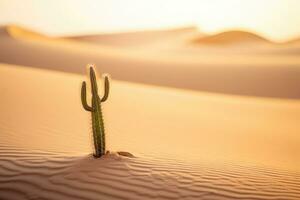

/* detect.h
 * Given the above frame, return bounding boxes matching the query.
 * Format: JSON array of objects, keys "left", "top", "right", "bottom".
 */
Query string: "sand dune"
[
  {"left": 67, "top": 26, "right": 200, "bottom": 48},
  {"left": 1, "top": 25, "right": 48, "bottom": 40},
  {"left": 190, "top": 30, "right": 299, "bottom": 46},
  {"left": 192, "top": 30, "right": 271, "bottom": 45},
  {"left": 1, "top": 63, "right": 300, "bottom": 169},
  {"left": 0, "top": 63, "right": 300, "bottom": 199},
  {"left": 0, "top": 25, "right": 300, "bottom": 99}
]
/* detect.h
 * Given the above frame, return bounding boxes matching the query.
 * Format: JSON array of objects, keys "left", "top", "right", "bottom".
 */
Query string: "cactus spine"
[{"left": 81, "top": 65, "right": 110, "bottom": 158}]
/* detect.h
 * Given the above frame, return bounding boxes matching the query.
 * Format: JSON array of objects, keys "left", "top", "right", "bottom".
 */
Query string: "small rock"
[{"left": 117, "top": 151, "right": 135, "bottom": 158}]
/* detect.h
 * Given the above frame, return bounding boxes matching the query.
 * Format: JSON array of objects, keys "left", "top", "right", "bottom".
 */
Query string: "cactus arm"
[
  {"left": 81, "top": 81, "right": 93, "bottom": 111},
  {"left": 101, "top": 75, "right": 110, "bottom": 102}
]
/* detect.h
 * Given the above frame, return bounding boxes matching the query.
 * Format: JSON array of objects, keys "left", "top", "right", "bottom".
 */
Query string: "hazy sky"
[{"left": 0, "top": 0, "right": 300, "bottom": 41}]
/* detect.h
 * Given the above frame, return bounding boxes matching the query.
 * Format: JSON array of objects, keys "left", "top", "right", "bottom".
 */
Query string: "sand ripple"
[{"left": 0, "top": 146, "right": 299, "bottom": 200}]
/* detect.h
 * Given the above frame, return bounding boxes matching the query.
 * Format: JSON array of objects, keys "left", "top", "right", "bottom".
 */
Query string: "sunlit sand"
[{"left": 0, "top": 26, "right": 299, "bottom": 199}]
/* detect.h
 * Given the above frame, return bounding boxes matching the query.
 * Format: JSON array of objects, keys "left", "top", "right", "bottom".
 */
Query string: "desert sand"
[
  {"left": 1, "top": 25, "right": 300, "bottom": 99},
  {"left": 0, "top": 26, "right": 300, "bottom": 199}
]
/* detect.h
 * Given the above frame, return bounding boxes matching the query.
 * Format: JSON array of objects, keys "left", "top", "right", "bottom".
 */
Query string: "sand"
[
  {"left": 0, "top": 26, "right": 300, "bottom": 199},
  {"left": 1, "top": 146, "right": 299, "bottom": 200},
  {"left": 0, "top": 63, "right": 300, "bottom": 199}
]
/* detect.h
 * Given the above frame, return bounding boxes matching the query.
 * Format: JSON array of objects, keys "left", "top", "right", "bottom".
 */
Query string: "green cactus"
[{"left": 81, "top": 65, "right": 110, "bottom": 158}]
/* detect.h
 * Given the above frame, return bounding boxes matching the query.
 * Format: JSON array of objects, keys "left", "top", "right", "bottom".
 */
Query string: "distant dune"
[
  {"left": 0, "top": 25, "right": 300, "bottom": 99},
  {"left": 0, "top": 25, "right": 48, "bottom": 40},
  {"left": 192, "top": 30, "right": 271, "bottom": 45},
  {"left": 67, "top": 26, "right": 200, "bottom": 47}
]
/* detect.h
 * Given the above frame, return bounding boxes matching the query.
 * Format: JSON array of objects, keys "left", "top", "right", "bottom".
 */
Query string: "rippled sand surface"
[{"left": 1, "top": 146, "right": 300, "bottom": 200}]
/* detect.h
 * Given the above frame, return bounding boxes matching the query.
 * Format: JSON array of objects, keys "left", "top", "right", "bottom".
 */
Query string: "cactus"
[{"left": 81, "top": 65, "right": 110, "bottom": 158}]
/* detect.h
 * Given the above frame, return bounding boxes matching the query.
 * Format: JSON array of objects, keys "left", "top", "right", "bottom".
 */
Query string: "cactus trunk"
[{"left": 91, "top": 96, "right": 105, "bottom": 157}]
